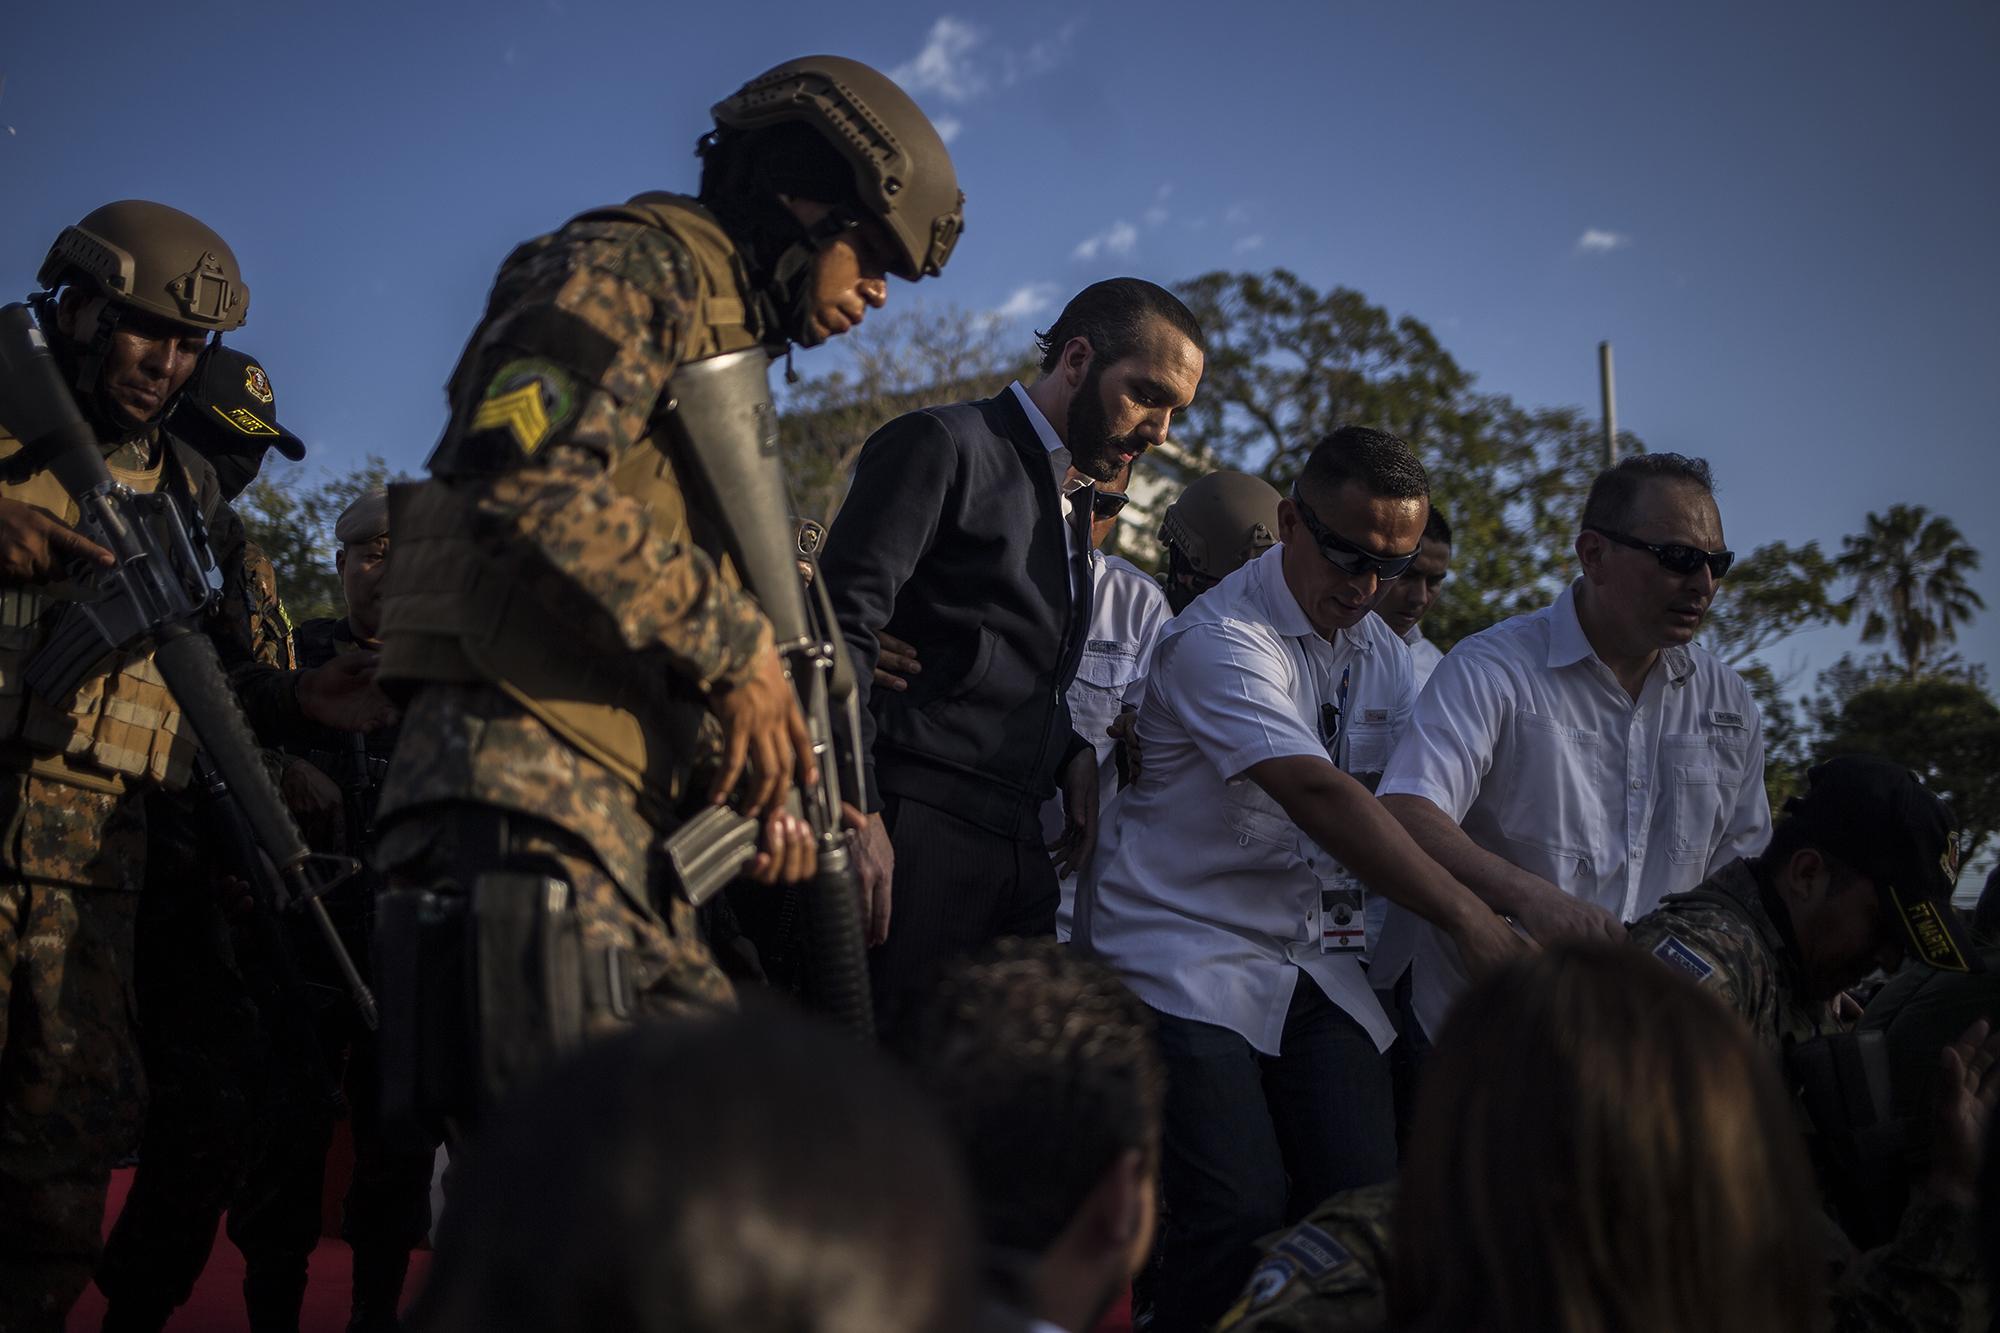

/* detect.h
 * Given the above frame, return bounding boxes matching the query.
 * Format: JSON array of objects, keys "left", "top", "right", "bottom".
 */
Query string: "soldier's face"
[
  {"left": 56, "top": 292, "right": 207, "bottom": 429},
  {"left": 784, "top": 200, "right": 893, "bottom": 344},
  {"left": 1789, "top": 854, "right": 1906, "bottom": 1000},
  {"left": 337, "top": 536, "right": 391, "bottom": 638}
]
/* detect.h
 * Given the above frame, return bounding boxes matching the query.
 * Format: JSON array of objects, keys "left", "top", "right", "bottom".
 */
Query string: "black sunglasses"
[
  {"left": 1090, "top": 490, "right": 1131, "bottom": 520},
  {"left": 1587, "top": 527, "right": 1735, "bottom": 580},
  {"left": 1288, "top": 484, "right": 1420, "bottom": 581}
]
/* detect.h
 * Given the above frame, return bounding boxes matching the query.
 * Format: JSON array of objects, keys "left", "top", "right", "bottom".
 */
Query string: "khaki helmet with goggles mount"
[
  {"left": 37, "top": 200, "right": 249, "bottom": 332},
  {"left": 711, "top": 55, "right": 964, "bottom": 281},
  {"left": 1161, "top": 470, "right": 1283, "bottom": 581}
]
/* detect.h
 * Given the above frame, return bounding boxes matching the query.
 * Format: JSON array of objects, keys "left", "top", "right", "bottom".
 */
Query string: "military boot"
[
  {"left": 242, "top": 1263, "right": 308, "bottom": 1333},
  {"left": 346, "top": 1244, "right": 410, "bottom": 1333}
]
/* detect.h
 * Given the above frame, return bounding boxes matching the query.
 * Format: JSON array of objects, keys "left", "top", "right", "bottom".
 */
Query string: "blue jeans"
[{"left": 1143, "top": 979, "right": 1396, "bottom": 1333}]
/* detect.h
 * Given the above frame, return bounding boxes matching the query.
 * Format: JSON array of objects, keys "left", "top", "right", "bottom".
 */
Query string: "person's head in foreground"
[
  {"left": 413, "top": 1004, "right": 977, "bottom": 1333},
  {"left": 897, "top": 938, "right": 1164, "bottom": 1333},
  {"left": 1390, "top": 943, "right": 1823, "bottom": 1333}
]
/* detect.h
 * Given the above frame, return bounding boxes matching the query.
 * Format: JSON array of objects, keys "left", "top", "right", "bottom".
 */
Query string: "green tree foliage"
[
  {"left": 1700, "top": 540, "right": 1849, "bottom": 667},
  {"left": 780, "top": 306, "right": 1033, "bottom": 526},
  {"left": 236, "top": 455, "right": 392, "bottom": 624},
  {"left": 1171, "top": 270, "right": 1629, "bottom": 648},
  {"left": 1819, "top": 674, "right": 2000, "bottom": 865},
  {"left": 1837, "top": 505, "right": 1985, "bottom": 680}
]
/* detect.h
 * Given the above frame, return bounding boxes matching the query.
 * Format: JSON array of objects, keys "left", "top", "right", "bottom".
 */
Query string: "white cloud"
[
  {"left": 1223, "top": 202, "right": 1256, "bottom": 227},
  {"left": 1575, "top": 228, "right": 1631, "bottom": 254},
  {"left": 1234, "top": 233, "right": 1265, "bottom": 254},
  {"left": 992, "top": 282, "right": 1060, "bottom": 321},
  {"left": 893, "top": 17, "right": 988, "bottom": 104},
  {"left": 934, "top": 115, "right": 963, "bottom": 145},
  {"left": 1073, "top": 221, "right": 1139, "bottom": 263},
  {"left": 1144, "top": 205, "right": 1170, "bottom": 227}
]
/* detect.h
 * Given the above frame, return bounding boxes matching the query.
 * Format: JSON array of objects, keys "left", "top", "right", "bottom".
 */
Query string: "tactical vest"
[
  {"left": 376, "top": 194, "right": 765, "bottom": 805},
  {"left": 0, "top": 430, "right": 199, "bottom": 793}
]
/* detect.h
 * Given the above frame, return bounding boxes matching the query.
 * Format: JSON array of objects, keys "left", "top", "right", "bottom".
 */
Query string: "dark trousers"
[
  {"left": 867, "top": 793, "right": 1058, "bottom": 1035},
  {"left": 1144, "top": 980, "right": 1397, "bottom": 1333}
]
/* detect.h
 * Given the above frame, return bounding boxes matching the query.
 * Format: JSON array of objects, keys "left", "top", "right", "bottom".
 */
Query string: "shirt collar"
[
  {"left": 1251, "top": 545, "right": 1374, "bottom": 651},
  {"left": 1401, "top": 623, "right": 1429, "bottom": 649},
  {"left": 1009, "top": 380, "right": 1092, "bottom": 498},
  {"left": 1549, "top": 578, "right": 1696, "bottom": 683}
]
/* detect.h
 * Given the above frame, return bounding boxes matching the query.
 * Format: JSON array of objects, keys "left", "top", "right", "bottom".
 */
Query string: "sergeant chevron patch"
[{"left": 471, "top": 358, "right": 578, "bottom": 454}]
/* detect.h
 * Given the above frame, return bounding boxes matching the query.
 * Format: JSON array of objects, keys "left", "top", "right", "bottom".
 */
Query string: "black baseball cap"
[
  {"left": 172, "top": 344, "right": 306, "bottom": 462},
  {"left": 1782, "top": 754, "right": 1981, "bottom": 973}
]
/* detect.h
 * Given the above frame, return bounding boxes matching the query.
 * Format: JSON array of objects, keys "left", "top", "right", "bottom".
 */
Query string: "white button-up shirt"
[
  {"left": 1402, "top": 625, "right": 1444, "bottom": 691},
  {"left": 1009, "top": 381, "right": 1089, "bottom": 603},
  {"left": 1076, "top": 545, "right": 1417, "bottom": 1055},
  {"left": 1044, "top": 551, "right": 1171, "bottom": 939},
  {"left": 1378, "top": 579, "right": 1770, "bottom": 1038}
]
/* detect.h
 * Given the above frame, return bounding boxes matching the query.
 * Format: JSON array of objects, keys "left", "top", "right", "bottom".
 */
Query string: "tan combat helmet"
[
  {"left": 712, "top": 55, "right": 964, "bottom": 281},
  {"left": 37, "top": 200, "right": 249, "bottom": 332},
  {"left": 1162, "top": 470, "right": 1283, "bottom": 582}
]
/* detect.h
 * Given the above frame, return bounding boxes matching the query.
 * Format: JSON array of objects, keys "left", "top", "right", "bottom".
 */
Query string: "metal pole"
[{"left": 1598, "top": 341, "right": 1618, "bottom": 466}]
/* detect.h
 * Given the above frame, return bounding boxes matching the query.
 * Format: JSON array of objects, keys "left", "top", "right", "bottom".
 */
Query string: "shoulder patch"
[
  {"left": 470, "top": 358, "right": 578, "bottom": 456},
  {"left": 1653, "top": 934, "right": 1716, "bottom": 982},
  {"left": 1273, "top": 1222, "right": 1353, "bottom": 1277},
  {"left": 1224, "top": 1256, "right": 1299, "bottom": 1323}
]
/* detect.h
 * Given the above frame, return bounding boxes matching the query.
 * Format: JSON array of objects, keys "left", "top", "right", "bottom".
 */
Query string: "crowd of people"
[{"left": 0, "top": 49, "right": 1996, "bottom": 1333}]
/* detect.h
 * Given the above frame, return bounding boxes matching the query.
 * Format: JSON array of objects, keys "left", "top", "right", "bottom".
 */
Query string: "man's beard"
[{"left": 1064, "top": 362, "right": 1143, "bottom": 483}]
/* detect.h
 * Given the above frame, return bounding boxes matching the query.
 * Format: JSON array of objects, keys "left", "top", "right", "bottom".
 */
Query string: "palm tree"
[{"left": 1837, "top": 505, "right": 1985, "bottom": 679}]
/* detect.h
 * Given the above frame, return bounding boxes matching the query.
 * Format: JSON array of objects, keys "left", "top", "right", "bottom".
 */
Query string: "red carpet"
[{"left": 67, "top": 1167, "right": 428, "bottom": 1333}]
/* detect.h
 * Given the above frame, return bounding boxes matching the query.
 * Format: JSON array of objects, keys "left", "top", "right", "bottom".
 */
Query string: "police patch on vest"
[
  {"left": 470, "top": 358, "right": 579, "bottom": 455},
  {"left": 1653, "top": 934, "right": 1716, "bottom": 982},
  {"left": 212, "top": 404, "right": 279, "bottom": 437}
]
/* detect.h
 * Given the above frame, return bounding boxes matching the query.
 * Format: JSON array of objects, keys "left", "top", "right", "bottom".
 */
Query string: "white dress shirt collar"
[
  {"left": 1548, "top": 579, "right": 1693, "bottom": 683},
  {"left": 1010, "top": 380, "right": 1091, "bottom": 496}
]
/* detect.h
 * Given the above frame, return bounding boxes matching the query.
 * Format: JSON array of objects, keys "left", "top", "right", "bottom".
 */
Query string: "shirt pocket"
[
  {"left": 1497, "top": 711, "right": 1601, "bottom": 858},
  {"left": 1344, "top": 720, "right": 1394, "bottom": 783},
  {"left": 1223, "top": 777, "right": 1296, "bottom": 851},
  {"left": 1076, "top": 640, "right": 1142, "bottom": 692},
  {"left": 1663, "top": 732, "right": 1753, "bottom": 864}
]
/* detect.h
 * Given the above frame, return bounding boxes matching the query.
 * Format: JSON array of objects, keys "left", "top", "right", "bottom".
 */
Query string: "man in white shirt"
[
  {"left": 1042, "top": 460, "right": 1170, "bottom": 938},
  {"left": 1076, "top": 427, "right": 1523, "bottom": 1333},
  {"left": 1372, "top": 504, "right": 1451, "bottom": 691},
  {"left": 1379, "top": 453, "right": 1771, "bottom": 1044}
]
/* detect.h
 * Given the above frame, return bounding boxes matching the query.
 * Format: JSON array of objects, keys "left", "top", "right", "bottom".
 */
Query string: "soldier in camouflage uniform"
[
  {"left": 371, "top": 55, "right": 964, "bottom": 1132},
  {"left": 0, "top": 201, "right": 284, "bottom": 1332}
]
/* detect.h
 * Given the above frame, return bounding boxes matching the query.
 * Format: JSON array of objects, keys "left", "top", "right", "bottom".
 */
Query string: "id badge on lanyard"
[{"left": 1304, "top": 652, "right": 1366, "bottom": 955}]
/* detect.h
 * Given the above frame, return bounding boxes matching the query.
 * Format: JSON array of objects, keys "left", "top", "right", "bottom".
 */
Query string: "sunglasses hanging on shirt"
[{"left": 1090, "top": 490, "right": 1131, "bottom": 520}]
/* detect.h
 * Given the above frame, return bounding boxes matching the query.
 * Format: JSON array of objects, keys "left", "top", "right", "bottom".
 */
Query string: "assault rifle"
[
  {"left": 0, "top": 302, "right": 377, "bottom": 1028},
  {"left": 657, "top": 346, "right": 873, "bottom": 1037}
]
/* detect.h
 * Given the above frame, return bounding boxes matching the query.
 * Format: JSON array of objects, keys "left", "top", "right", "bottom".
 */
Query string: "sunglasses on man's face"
[
  {"left": 1587, "top": 527, "right": 1735, "bottom": 580},
  {"left": 1090, "top": 490, "right": 1131, "bottom": 520},
  {"left": 1288, "top": 485, "right": 1420, "bottom": 581}
]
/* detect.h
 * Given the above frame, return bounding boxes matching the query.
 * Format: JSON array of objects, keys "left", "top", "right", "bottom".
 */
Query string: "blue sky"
[{"left": 4, "top": 0, "right": 1996, "bottom": 686}]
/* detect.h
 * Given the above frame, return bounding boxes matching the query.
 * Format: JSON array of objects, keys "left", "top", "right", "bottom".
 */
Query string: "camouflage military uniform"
[
  {"left": 0, "top": 428, "right": 235, "bottom": 1331},
  {"left": 239, "top": 540, "right": 295, "bottom": 671},
  {"left": 1212, "top": 1182, "right": 1395, "bottom": 1333},
  {"left": 372, "top": 202, "right": 779, "bottom": 1128},
  {"left": 1629, "top": 858, "right": 1990, "bottom": 1330}
]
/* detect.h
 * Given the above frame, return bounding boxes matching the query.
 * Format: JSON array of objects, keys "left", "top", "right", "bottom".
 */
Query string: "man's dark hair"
[
  {"left": 1580, "top": 453, "right": 1717, "bottom": 534},
  {"left": 1034, "top": 278, "right": 1204, "bottom": 375},
  {"left": 1424, "top": 503, "right": 1453, "bottom": 547},
  {"left": 897, "top": 939, "right": 1165, "bottom": 1257},
  {"left": 1298, "top": 425, "right": 1430, "bottom": 502},
  {"left": 416, "top": 1005, "right": 976, "bottom": 1333}
]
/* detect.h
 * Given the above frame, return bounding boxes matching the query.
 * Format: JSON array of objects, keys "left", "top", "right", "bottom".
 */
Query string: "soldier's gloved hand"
[
  {"left": 296, "top": 652, "right": 400, "bottom": 732},
  {"left": 873, "top": 631, "right": 922, "bottom": 692},
  {"left": 847, "top": 805, "right": 894, "bottom": 947},
  {"left": 1927, "top": 1017, "right": 2000, "bottom": 1206},
  {"left": 280, "top": 756, "right": 345, "bottom": 850},
  {"left": 710, "top": 648, "right": 816, "bottom": 817},
  {"left": 745, "top": 809, "right": 818, "bottom": 886},
  {"left": 0, "top": 497, "right": 114, "bottom": 584}
]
